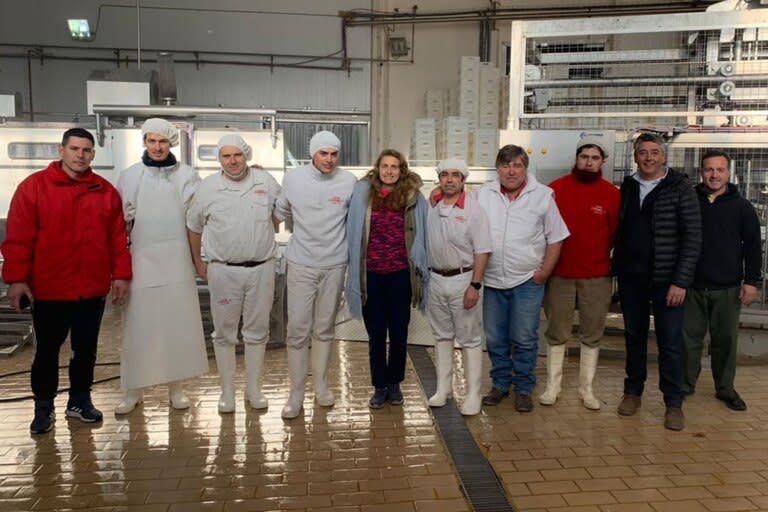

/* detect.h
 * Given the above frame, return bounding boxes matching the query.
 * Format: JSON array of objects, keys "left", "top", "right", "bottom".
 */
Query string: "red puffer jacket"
[{"left": 1, "top": 161, "right": 132, "bottom": 300}]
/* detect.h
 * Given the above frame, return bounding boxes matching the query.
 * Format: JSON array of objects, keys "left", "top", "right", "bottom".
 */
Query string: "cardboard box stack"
[
  {"left": 471, "top": 127, "right": 498, "bottom": 167},
  {"left": 410, "top": 118, "right": 437, "bottom": 165},
  {"left": 438, "top": 116, "right": 469, "bottom": 162},
  {"left": 458, "top": 56, "right": 480, "bottom": 131},
  {"left": 425, "top": 89, "right": 447, "bottom": 120},
  {"left": 409, "top": 56, "right": 505, "bottom": 166}
]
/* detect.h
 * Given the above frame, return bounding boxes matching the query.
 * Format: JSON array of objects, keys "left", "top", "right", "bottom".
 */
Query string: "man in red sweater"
[
  {"left": 539, "top": 136, "right": 620, "bottom": 410},
  {"left": 1, "top": 128, "right": 131, "bottom": 434}
]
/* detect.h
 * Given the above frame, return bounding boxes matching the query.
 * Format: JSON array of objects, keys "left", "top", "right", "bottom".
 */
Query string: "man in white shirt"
[
  {"left": 187, "top": 134, "right": 281, "bottom": 413},
  {"left": 273, "top": 131, "right": 356, "bottom": 419},
  {"left": 426, "top": 159, "right": 491, "bottom": 416},
  {"left": 476, "top": 145, "right": 569, "bottom": 412}
]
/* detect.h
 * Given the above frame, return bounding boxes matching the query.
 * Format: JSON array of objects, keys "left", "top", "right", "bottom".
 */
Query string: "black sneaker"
[
  {"left": 387, "top": 383, "right": 403, "bottom": 406},
  {"left": 30, "top": 400, "right": 55, "bottom": 435},
  {"left": 66, "top": 394, "right": 103, "bottom": 423},
  {"left": 369, "top": 387, "right": 389, "bottom": 409}
]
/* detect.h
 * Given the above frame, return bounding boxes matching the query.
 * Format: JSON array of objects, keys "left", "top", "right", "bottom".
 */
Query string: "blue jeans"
[
  {"left": 483, "top": 279, "right": 545, "bottom": 395},
  {"left": 362, "top": 269, "right": 412, "bottom": 388},
  {"left": 618, "top": 274, "right": 684, "bottom": 407}
]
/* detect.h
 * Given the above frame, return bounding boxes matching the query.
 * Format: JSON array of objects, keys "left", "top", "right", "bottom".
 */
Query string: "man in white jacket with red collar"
[{"left": 273, "top": 131, "right": 356, "bottom": 419}]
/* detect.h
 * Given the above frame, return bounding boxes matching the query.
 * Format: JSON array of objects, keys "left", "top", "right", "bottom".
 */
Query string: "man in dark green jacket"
[
  {"left": 682, "top": 149, "right": 761, "bottom": 412},
  {"left": 613, "top": 132, "right": 701, "bottom": 431}
]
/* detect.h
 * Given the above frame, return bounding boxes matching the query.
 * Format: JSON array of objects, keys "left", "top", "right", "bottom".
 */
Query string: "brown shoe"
[
  {"left": 664, "top": 407, "right": 685, "bottom": 431},
  {"left": 617, "top": 394, "right": 641, "bottom": 416},
  {"left": 482, "top": 387, "right": 509, "bottom": 406},
  {"left": 514, "top": 393, "right": 533, "bottom": 413}
]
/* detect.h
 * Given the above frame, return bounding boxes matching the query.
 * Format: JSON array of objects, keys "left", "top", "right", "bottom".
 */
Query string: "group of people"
[{"left": 1, "top": 121, "right": 759, "bottom": 435}]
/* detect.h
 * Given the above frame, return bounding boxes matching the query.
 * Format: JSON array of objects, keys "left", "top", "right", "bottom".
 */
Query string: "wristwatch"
[{"left": 470, "top": 281, "right": 482, "bottom": 290}]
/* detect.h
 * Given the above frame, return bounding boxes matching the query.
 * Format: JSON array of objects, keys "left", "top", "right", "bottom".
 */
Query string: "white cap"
[
  {"left": 217, "top": 134, "right": 252, "bottom": 161},
  {"left": 576, "top": 135, "right": 609, "bottom": 159},
  {"left": 141, "top": 118, "right": 179, "bottom": 147},
  {"left": 309, "top": 131, "right": 341, "bottom": 157},
  {"left": 437, "top": 158, "right": 469, "bottom": 178}
]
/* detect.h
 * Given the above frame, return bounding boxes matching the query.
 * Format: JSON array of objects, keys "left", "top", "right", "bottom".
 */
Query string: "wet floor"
[{"left": 1, "top": 305, "right": 768, "bottom": 511}]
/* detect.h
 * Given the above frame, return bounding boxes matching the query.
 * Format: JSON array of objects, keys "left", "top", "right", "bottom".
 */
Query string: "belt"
[
  {"left": 430, "top": 266, "right": 473, "bottom": 277},
  {"left": 222, "top": 260, "right": 268, "bottom": 268}
]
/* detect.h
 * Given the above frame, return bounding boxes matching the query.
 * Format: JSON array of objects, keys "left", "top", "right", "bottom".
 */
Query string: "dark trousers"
[
  {"left": 31, "top": 297, "right": 106, "bottom": 401},
  {"left": 682, "top": 287, "right": 741, "bottom": 396},
  {"left": 618, "top": 275, "right": 684, "bottom": 407},
  {"left": 362, "top": 269, "right": 411, "bottom": 388}
]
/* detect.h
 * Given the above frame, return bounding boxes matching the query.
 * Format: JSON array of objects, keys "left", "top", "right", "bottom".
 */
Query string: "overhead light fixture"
[{"left": 67, "top": 19, "right": 92, "bottom": 41}]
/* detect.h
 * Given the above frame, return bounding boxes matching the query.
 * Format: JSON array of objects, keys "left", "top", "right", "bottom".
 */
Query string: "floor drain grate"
[{"left": 409, "top": 345, "right": 517, "bottom": 512}]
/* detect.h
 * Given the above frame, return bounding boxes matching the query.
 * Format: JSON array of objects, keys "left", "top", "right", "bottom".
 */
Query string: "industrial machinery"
[{"left": 502, "top": 6, "right": 768, "bottom": 315}]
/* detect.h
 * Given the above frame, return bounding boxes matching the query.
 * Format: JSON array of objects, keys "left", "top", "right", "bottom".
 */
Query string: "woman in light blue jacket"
[{"left": 346, "top": 149, "right": 429, "bottom": 408}]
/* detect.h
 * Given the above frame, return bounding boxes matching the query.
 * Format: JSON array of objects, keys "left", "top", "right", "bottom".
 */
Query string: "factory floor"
[{"left": 1, "top": 306, "right": 768, "bottom": 512}]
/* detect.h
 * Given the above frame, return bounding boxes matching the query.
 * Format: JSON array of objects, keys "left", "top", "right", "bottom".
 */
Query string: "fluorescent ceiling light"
[{"left": 67, "top": 19, "right": 92, "bottom": 41}]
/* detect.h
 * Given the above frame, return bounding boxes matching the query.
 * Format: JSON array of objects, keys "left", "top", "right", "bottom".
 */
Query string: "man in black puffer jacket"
[
  {"left": 682, "top": 150, "right": 761, "bottom": 412},
  {"left": 613, "top": 132, "right": 701, "bottom": 431}
]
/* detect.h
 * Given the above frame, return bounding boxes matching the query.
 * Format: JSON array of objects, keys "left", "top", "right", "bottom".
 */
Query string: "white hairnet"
[
  {"left": 577, "top": 135, "right": 609, "bottom": 159},
  {"left": 309, "top": 131, "right": 341, "bottom": 157},
  {"left": 437, "top": 158, "right": 469, "bottom": 178},
  {"left": 141, "top": 118, "right": 179, "bottom": 147},
  {"left": 217, "top": 134, "right": 252, "bottom": 161}
]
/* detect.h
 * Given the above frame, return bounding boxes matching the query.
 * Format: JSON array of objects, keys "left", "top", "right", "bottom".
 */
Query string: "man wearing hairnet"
[
  {"left": 273, "top": 130, "right": 356, "bottom": 419},
  {"left": 426, "top": 159, "right": 491, "bottom": 416},
  {"left": 115, "top": 118, "right": 208, "bottom": 414},
  {"left": 186, "top": 134, "right": 281, "bottom": 413}
]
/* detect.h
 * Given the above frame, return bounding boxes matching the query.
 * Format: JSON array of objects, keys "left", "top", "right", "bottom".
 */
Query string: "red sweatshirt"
[
  {"left": 549, "top": 170, "right": 620, "bottom": 279},
  {"left": 1, "top": 161, "right": 132, "bottom": 300}
]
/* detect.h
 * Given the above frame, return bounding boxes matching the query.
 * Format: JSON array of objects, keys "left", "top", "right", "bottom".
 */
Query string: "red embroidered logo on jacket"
[
  {"left": 454, "top": 215, "right": 466, "bottom": 223},
  {"left": 329, "top": 196, "right": 343, "bottom": 205},
  {"left": 254, "top": 189, "right": 267, "bottom": 195}
]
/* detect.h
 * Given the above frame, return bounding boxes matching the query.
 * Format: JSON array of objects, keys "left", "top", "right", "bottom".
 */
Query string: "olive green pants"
[{"left": 682, "top": 287, "right": 741, "bottom": 396}]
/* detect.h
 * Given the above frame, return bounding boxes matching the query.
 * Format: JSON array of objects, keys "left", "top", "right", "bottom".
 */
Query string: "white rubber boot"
[
  {"left": 311, "top": 341, "right": 335, "bottom": 407},
  {"left": 281, "top": 346, "right": 308, "bottom": 419},
  {"left": 213, "top": 343, "right": 236, "bottom": 413},
  {"left": 578, "top": 345, "right": 601, "bottom": 410},
  {"left": 168, "top": 381, "right": 191, "bottom": 410},
  {"left": 115, "top": 389, "right": 143, "bottom": 414},
  {"left": 538, "top": 344, "right": 566, "bottom": 405},
  {"left": 244, "top": 343, "right": 268, "bottom": 409},
  {"left": 459, "top": 346, "right": 483, "bottom": 416},
  {"left": 428, "top": 341, "right": 454, "bottom": 407}
]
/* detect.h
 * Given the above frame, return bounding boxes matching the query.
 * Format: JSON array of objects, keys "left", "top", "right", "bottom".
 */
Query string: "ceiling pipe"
[{"left": 340, "top": 2, "right": 719, "bottom": 26}]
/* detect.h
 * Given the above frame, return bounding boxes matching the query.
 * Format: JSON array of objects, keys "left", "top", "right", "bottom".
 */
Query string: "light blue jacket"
[{"left": 345, "top": 177, "right": 429, "bottom": 319}]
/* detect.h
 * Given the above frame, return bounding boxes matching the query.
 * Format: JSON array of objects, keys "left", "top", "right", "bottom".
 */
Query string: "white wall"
[{"left": 0, "top": 1, "right": 371, "bottom": 117}]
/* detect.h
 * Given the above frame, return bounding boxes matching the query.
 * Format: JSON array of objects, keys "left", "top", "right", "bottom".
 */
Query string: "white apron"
[{"left": 120, "top": 166, "right": 209, "bottom": 389}]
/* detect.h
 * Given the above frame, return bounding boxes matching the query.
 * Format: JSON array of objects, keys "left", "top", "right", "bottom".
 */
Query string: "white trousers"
[
  {"left": 427, "top": 272, "right": 482, "bottom": 348},
  {"left": 208, "top": 260, "right": 276, "bottom": 346},
  {"left": 285, "top": 262, "right": 345, "bottom": 349}
]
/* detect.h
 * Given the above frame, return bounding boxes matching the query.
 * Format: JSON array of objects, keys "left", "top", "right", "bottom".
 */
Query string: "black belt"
[
  {"left": 430, "top": 266, "right": 473, "bottom": 277},
  {"left": 222, "top": 260, "right": 268, "bottom": 268}
]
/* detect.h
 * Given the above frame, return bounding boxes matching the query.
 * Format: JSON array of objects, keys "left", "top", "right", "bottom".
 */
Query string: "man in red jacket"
[
  {"left": 539, "top": 136, "right": 620, "bottom": 410},
  {"left": 1, "top": 128, "right": 131, "bottom": 435}
]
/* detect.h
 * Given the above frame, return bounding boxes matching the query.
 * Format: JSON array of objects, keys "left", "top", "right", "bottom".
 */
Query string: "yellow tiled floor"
[{"left": 1, "top": 305, "right": 768, "bottom": 511}]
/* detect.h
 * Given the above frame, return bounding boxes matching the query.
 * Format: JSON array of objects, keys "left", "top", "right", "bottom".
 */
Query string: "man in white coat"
[
  {"left": 426, "top": 159, "right": 491, "bottom": 416},
  {"left": 273, "top": 131, "right": 356, "bottom": 419},
  {"left": 187, "top": 134, "right": 280, "bottom": 413},
  {"left": 115, "top": 118, "right": 209, "bottom": 414}
]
